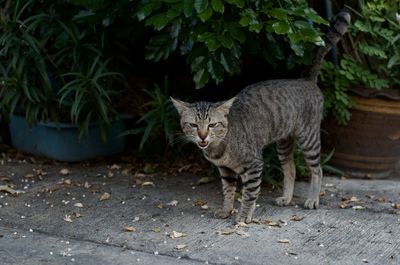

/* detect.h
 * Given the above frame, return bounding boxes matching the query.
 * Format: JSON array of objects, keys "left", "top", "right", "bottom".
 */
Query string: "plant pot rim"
[
  {"left": 11, "top": 113, "right": 135, "bottom": 129},
  {"left": 351, "top": 86, "right": 400, "bottom": 101}
]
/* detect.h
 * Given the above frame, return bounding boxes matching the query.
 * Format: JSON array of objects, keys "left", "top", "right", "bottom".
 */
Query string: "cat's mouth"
[{"left": 198, "top": 141, "right": 209, "bottom": 149}]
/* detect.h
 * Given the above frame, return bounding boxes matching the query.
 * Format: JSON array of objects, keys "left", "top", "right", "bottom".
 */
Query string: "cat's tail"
[{"left": 308, "top": 10, "right": 351, "bottom": 83}]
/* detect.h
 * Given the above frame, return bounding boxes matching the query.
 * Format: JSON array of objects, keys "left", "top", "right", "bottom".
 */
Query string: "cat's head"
[{"left": 171, "top": 97, "right": 235, "bottom": 150}]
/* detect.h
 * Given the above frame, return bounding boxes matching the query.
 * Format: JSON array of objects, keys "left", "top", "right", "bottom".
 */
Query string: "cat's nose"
[{"left": 199, "top": 133, "right": 207, "bottom": 141}]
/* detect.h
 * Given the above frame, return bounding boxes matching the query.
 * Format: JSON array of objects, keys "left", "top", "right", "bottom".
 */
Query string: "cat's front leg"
[
  {"left": 214, "top": 167, "right": 237, "bottom": 219},
  {"left": 236, "top": 163, "right": 263, "bottom": 224}
]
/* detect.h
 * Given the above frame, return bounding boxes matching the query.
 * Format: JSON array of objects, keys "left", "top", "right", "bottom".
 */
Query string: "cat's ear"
[
  {"left": 216, "top": 97, "right": 236, "bottom": 114},
  {"left": 170, "top": 97, "right": 190, "bottom": 116}
]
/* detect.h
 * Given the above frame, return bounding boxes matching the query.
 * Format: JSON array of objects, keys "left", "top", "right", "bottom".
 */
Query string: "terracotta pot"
[{"left": 323, "top": 94, "right": 400, "bottom": 178}]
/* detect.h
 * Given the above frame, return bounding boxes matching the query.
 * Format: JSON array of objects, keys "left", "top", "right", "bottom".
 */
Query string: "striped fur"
[{"left": 172, "top": 11, "right": 350, "bottom": 223}]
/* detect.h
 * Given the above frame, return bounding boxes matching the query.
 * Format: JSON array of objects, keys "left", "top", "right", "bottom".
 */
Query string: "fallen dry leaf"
[
  {"left": 217, "top": 227, "right": 236, "bottom": 235},
  {"left": 99, "top": 192, "right": 111, "bottom": 201},
  {"left": 24, "top": 173, "right": 35, "bottom": 179},
  {"left": 72, "top": 212, "right": 83, "bottom": 218},
  {"left": 60, "top": 168, "right": 71, "bottom": 176},
  {"left": 152, "top": 227, "right": 161, "bottom": 233},
  {"left": 201, "top": 204, "right": 209, "bottom": 210},
  {"left": 193, "top": 199, "right": 207, "bottom": 206},
  {"left": 110, "top": 164, "right": 120, "bottom": 170},
  {"left": 0, "top": 185, "right": 18, "bottom": 195},
  {"left": 124, "top": 226, "right": 136, "bottom": 232},
  {"left": 155, "top": 203, "right": 164, "bottom": 209},
  {"left": 107, "top": 171, "right": 114, "bottom": 178},
  {"left": 260, "top": 219, "right": 281, "bottom": 227},
  {"left": 62, "top": 179, "right": 72, "bottom": 185},
  {"left": 236, "top": 222, "right": 249, "bottom": 228},
  {"left": 393, "top": 203, "right": 400, "bottom": 209},
  {"left": 0, "top": 176, "right": 11, "bottom": 182},
  {"left": 121, "top": 169, "right": 130, "bottom": 175},
  {"left": 277, "top": 239, "right": 290, "bottom": 244},
  {"left": 196, "top": 176, "right": 215, "bottom": 185},
  {"left": 178, "top": 164, "right": 192, "bottom": 173},
  {"left": 290, "top": 215, "right": 304, "bottom": 221},
  {"left": 236, "top": 230, "right": 249, "bottom": 237},
  {"left": 341, "top": 196, "right": 360, "bottom": 203},
  {"left": 84, "top": 181, "right": 91, "bottom": 189},
  {"left": 166, "top": 200, "right": 178, "bottom": 206},
  {"left": 376, "top": 197, "right": 386, "bottom": 203},
  {"left": 63, "top": 215, "right": 73, "bottom": 223},
  {"left": 170, "top": 231, "right": 187, "bottom": 239},
  {"left": 36, "top": 169, "right": 47, "bottom": 176},
  {"left": 175, "top": 244, "right": 187, "bottom": 250},
  {"left": 141, "top": 181, "right": 155, "bottom": 187},
  {"left": 74, "top": 202, "right": 84, "bottom": 208}
]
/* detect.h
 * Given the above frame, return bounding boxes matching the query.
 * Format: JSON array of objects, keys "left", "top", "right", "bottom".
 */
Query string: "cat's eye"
[
  {"left": 189, "top": 123, "right": 198, "bottom": 128},
  {"left": 208, "top": 123, "right": 218, "bottom": 128}
]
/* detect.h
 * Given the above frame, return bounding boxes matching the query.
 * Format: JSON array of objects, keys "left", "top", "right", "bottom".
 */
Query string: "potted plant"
[
  {"left": 0, "top": 0, "right": 128, "bottom": 161},
  {"left": 321, "top": 0, "right": 400, "bottom": 178}
]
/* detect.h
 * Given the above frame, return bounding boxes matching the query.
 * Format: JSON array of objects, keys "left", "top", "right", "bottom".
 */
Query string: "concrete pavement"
[{"left": 1, "top": 159, "right": 399, "bottom": 265}]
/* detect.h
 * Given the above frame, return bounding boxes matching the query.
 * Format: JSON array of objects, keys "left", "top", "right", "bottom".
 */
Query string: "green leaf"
[
  {"left": 194, "top": 0, "right": 208, "bottom": 13},
  {"left": 249, "top": 23, "right": 263, "bottom": 33},
  {"left": 272, "top": 21, "right": 290, "bottom": 34},
  {"left": 225, "top": 0, "right": 244, "bottom": 8},
  {"left": 207, "top": 58, "right": 224, "bottom": 83},
  {"left": 198, "top": 6, "right": 213, "bottom": 22},
  {"left": 198, "top": 32, "right": 219, "bottom": 51},
  {"left": 218, "top": 51, "right": 238, "bottom": 74},
  {"left": 191, "top": 55, "right": 207, "bottom": 71},
  {"left": 210, "top": 0, "right": 224, "bottom": 13},
  {"left": 183, "top": 0, "right": 195, "bottom": 17},
  {"left": 228, "top": 25, "right": 246, "bottom": 43},
  {"left": 268, "top": 8, "right": 287, "bottom": 20},
  {"left": 388, "top": 55, "right": 400, "bottom": 68},
  {"left": 217, "top": 35, "right": 233, "bottom": 48},
  {"left": 290, "top": 42, "right": 304, "bottom": 56},
  {"left": 193, "top": 68, "right": 210, "bottom": 89},
  {"left": 145, "top": 13, "right": 171, "bottom": 30}
]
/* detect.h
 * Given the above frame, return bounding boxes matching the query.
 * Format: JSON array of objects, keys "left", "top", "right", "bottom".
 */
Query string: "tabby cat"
[{"left": 171, "top": 11, "right": 350, "bottom": 223}]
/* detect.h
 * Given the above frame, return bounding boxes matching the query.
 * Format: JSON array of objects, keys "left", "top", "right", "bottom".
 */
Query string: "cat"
[{"left": 171, "top": 11, "right": 350, "bottom": 224}]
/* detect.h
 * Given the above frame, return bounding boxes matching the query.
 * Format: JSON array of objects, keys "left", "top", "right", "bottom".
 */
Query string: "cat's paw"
[
  {"left": 275, "top": 196, "right": 291, "bottom": 206},
  {"left": 234, "top": 215, "right": 252, "bottom": 224},
  {"left": 304, "top": 197, "right": 319, "bottom": 209},
  {"left": 214, "top": 209, "right": 232, "bottom": 219}
]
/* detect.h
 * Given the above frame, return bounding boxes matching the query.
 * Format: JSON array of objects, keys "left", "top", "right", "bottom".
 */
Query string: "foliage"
[
  {"left": 262, "top": 143, "right": 340, "bottom": 185},
  {"left": 122, "top": 79, "right": 179, "bottom": 151},
  {"left": 0, "top": 0, "right": 124, "bottom": 137},
  {"left": 321, "top": 0, "right": 400, "bottom": 124},
  {"left": 137, "top": 0, "right": 328, "bottom": 89}
]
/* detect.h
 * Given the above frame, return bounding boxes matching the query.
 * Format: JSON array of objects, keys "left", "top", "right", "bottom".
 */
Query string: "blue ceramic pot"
[{"left": 10, "top": 115, "right": 128, "bottom": 162}]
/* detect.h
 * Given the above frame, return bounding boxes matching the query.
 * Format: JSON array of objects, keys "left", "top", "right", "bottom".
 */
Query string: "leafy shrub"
[
  {"left": 321, "top": 0, "right": 400, "bottom": 124},
  {"left": 137, "top": 0, "right": 328, "bottom": 88},
  {"left": 0, "top": 0, "right": 123, "bottom": 138}
]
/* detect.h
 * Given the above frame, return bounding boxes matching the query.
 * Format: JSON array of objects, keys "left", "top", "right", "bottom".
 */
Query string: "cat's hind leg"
[
  {"left": 298, "top": 129, "right": 322, "bottom": 209},
  {"left": 214, "top": 167, "right": 237, "bottom": 219},
  {"left": 275, "top": 137, "right": 296, "bottom": 206}
]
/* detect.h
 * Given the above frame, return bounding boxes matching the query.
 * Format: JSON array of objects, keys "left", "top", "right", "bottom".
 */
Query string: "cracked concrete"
[{"left": 0, "top": 159, "right": 400, "bottom": 265}]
